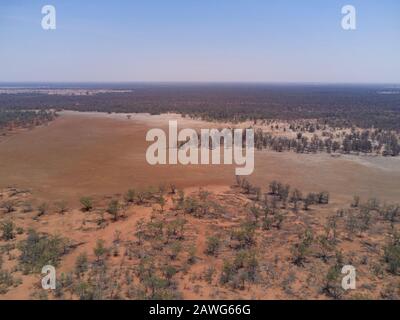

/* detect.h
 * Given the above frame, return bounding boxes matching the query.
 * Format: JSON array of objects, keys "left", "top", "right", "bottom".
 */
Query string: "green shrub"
[
  {"left": 351, "top": 195, "right": 360, "bottom": 208},
  {"left": 162, "top": 265, "right": 177, "bottom": 284},
  {"left": 74, "top": 281, "right": 95, "bottom": 300},
  {"left": 230, "top": 221, "right": 256, "bottom": 249},
  {"left": 107, "top": 200, "right": 119, "bottom": 221},
  {"left": 291, "top": 229, "right": 314, "bottom": 266},
  {"left": 220, "top": 251, "right": 258, "bottom": 289},
  {"left": 318, "top": 191, "right": 330, "bottom": 204},
  {"left": 93, "top": 239, "right": 107, "bottom": 262},
  {"left": 55, "top": 201, "right": 68, "bottom": 214},
  {"left": 1, "top": 221, "right": 15, "bottom": 241},
  {"left": 220, "top": 260, "right": 235, "bottom": 285},
  {"left": 168, "top": 242, "right": 182, "bottom": 260},
  {"left": 80, "top": 197, "right": 93, "bottom": 212},
  {"left": 384, "top": 233, "right": 400, "bottom": 275},
  {"left": 2, "top": 201, "right": 15, "bottom": 213},
  {"left": 157, "top": 195, "right": 166, "bottom": 213},
  {"left": 205, "top": 236, "right": 221, "bottom": 256},
  {"left": 75, "top": 252, "right": 88, "bottom": 276},
  {"left": 183, "top": 197, "right": 200, "bottom": 215},
  {"left": 124, "top": 189, "right": 136, "bottom": 203},
  {"left": 37, "top": 202, "right": 49, "bottom": 216},
  {"left": 204, "top": 266, "right": 215, "bottom": 284},
  {"left": 0, "top": 270, "right": 16, "bottom": 294},
  {"left": 322, "top": 265, "right": 343, "bottom": 299},
  {"left": 18, "top": 229, "right": 70, "bottom": 274}
]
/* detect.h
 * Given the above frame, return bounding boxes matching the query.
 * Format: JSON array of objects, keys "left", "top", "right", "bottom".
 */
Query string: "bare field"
[
  {"left": 0, "top": 112, "right": 399, "bottom": 204},
  {"left": 0, "top": 112, "right": 399, "bottom": 205}
]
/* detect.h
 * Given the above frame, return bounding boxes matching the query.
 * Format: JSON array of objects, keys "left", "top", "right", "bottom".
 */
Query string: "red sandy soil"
[
  {"left": 0, "top": 112, "right": 399, "bottom": 300},
  {"left": 1, "top": 183, "right": 398, "bottom": 300},
  {"left": 0, "top": 112, "right": 399, "bottom": 206}
]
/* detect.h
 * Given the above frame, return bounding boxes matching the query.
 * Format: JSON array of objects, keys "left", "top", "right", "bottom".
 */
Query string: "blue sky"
[{"left": 0, "top": 0, "right": 399, "bottom": 83}]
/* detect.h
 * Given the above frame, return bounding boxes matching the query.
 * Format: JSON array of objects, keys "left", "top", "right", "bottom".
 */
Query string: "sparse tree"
[
  {"left": 55, "top": 200, "right": 68, "bottom": 214},
  {"left": 345, "top": 213, "right": 357, "bottom": 239},
  {"left": 274, "top": 211, "right": 285, "bottom": 229},
  {"left": 1, "top": 220, "right": 15, "bottom": 241},
  {"left": 136, "top": 191, "right": 146, "bottom": 205},
  {"left": 168, "top": 242, "right": 182, "bottom": 260},
  {"left": 93, "top": 239, "right": 107, "bottom": 262},
  {"left": 37, "top": 202, "right": 49, "bottom": 216},
  {"left": 135, "top": 219, "right": 145, "bottom": 245},
  {"left": 322, "top": 265, "right": 343, "bottom": 299},
  {"left": 318, "top": 191, "right": 330, "bottom": 204},
  {"left": 169, "top": 184, "right": 177, "bottom": 194},
  {"left": 80, "top": 197, "right": 93, "bottom": 212},
  {"left": 235, "top": 175, "right": 241, "bottom": 187},
  {"left": 241, "top": 179, "right": 252, "bottom": 194},
  {"left": 124, "top": 189, "right": 135, "bottom": 204},
  {"left": 162, "top": 265, "right": 177, "bottom": 285},
  {"left": 278, "top": 184, "right": 290, "bottom": 207},
  {"left": 384, "top": 232, "right": 400, "bottom": 275},
  {"left": 249, "top": 203, "right": 261, "bottom": 223},
  {"left": 351, "top": 195, "right": 360, "bottom": 208},
  {"left": 187, "top": 245, "right": 197, "bottom": 264},
  {"left": 75, "top": 252, "right": 88, "bottom": 276},
  {"left": 107, "top": 200, "right": 119, "bottom": 221},
  {"left": 2, "top": 201, "right": 15, "bottom": 213},
  {"left": 205, "top": 236, "right": 221, "bottom": 256},
  {"left": 262, "top": 215, "right": 273, "bottom": 230},
  {"left": 290, "top": 189, "right": 303, "bottom": 212},
  {"left": 157, "top": 195, "right": 166, "bottom": 213},
  {"left": 291, "top": 229, "right": 313, "bottom": 266},
  {"left": 269, "top": 181, "right": 279, "bottom": 195},
  {"left": 303, "top": 194, "right": 314, "bottom": 210}
]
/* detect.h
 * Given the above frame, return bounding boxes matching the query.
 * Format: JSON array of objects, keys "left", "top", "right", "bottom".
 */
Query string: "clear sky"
[{"left": 0, "top": 0, "right": 399, "bottom": 83}]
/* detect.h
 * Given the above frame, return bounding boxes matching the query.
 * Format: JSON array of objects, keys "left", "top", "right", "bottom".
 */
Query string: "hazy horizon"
[{"left": 1, "top": 81, "right": 400, "bottom": 87}]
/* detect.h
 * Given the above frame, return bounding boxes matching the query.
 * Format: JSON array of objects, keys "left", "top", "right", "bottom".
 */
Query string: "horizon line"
[{"left": 1, "top": 81, "right": 399, "bottom": 86}]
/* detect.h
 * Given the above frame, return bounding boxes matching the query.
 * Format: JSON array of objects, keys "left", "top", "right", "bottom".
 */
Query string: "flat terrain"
[
  {"left": 0, "top": 112, "right": 399, "bottom": 205},
  {"left": 0, "top": 112, "right": 400, "bottom": 300}
]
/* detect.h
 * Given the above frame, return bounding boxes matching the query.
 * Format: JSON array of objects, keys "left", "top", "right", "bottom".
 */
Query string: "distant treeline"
[
  {"left": 1, "top": 84, "right": 400, "bottom": 130},
  {"left": 0, "top": 110, "right": 56, "bottom": 132}
]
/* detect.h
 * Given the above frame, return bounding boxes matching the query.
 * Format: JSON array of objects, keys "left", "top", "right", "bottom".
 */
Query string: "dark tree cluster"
[
  {"left": 0, "top": 109, "right": 56, "bottom": 133},
  {"left": 254, "top": 128, "right": 400, "bottom": 156}
]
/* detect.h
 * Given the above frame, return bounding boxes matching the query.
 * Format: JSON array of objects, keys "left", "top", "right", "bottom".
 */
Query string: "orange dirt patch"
[{"left": 0, "top": 112, "right": 399, "bottom": 206}]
